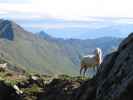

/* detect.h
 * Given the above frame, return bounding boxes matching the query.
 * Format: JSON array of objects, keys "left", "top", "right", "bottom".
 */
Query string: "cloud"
[
  {"left": 1, "top": 0, "right": 133, "bottom": 21},
  {"left": 114, "top": 18, "right": 133, "bottom": 24},
  {"left": 30, "top": 0, "right": 133, "bottom": 18},
  {"left": 23, "top": 22, "right": 108, "bottom": 30},
  {"left": 0, "top": 0, "right": 31, "bottom": 4}
]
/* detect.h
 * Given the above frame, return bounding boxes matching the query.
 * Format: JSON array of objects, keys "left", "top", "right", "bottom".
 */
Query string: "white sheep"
[
  {"left": 80, "top": 48, "right": 102, "bottom": 76},
  {"left": 0, "top": 63, "right": 7, "bottom": 72}
]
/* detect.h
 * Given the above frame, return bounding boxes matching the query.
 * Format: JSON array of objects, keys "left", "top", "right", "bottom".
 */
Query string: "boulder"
[{"left": 38, "top": 78, "right": 84, "bottom": 100}]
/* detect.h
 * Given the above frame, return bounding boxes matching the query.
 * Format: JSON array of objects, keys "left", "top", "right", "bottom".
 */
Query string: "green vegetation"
[
  {"left": 22, "top": 84, "right": 42, "bottom": 95},
  {"left": 57, "top": 74, "right": 89, "bottom": 81}
]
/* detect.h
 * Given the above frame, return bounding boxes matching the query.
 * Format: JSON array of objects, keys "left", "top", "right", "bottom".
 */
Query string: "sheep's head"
[
  {"left": 95, "top": 48, "right": 100, "bottom": 55},
  {"left": 95, "top": 48, "right": 102, "bottom": 64}
]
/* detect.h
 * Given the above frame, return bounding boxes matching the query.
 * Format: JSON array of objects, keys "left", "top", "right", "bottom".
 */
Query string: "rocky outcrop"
[
  {"left": 74, "top": 79, "right": 96, "bottom": 100},
  {"left": 95, "top": 33, "right": 133, "bottom": 100},
  {"left": 0, "top": 20, "right": 14, "bottom": 40},
  {"left": 0, "top": 80, "right": 22, "bottom": 100},
  {"left": 37, "top": 77, "right": 86, "bottom": 100}
]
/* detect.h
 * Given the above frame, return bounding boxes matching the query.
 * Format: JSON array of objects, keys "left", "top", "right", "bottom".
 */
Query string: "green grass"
[{"left": 22, "top": 84, "right": 42, "bottom": 95}]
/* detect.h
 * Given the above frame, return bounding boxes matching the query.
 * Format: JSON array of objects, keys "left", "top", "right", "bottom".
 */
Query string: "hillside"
[
  {"left": 0, "top": 19, "right": 122, "bottom": 75},
  {"left": 38, "top": 31, "right": 122, "bottom": 66},
  {"left": 0, "top": 19, "right": 77, "bottom": 75}
]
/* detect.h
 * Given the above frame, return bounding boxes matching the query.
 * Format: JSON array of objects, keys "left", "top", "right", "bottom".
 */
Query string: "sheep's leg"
[
  {"left": 80, "top": 67, "right": 83, "bottom": 75},
  {"left": 83, "top": 67, "right": 87, "bottom": 77}
]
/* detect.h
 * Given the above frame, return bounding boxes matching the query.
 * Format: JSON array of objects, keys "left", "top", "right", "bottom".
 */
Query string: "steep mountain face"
[
  {"left": 95, "top": 33, "right": 133, "bottom": 100},
  {"left": 0, "top": 20, "right": 14, "bottom": 40},
  {"left": 0, "top": 19, "right": 122, "bottom": 75}
]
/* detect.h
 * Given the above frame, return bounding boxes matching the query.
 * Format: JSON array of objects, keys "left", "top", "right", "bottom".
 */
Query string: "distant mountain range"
[{"left": 0, "top": 19, "right": 122, "bottom": 75}]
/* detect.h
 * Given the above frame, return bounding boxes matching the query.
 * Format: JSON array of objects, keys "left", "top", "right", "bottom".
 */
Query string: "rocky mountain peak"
[
  {"left": 38, "top": 31, "right": 52, "bottom": 40},
  {"left": 0, "top": 19, "right": 14, "bottom": 40},
  {"left": 0, "top": 19, "right": 28, "bottom": 41}
]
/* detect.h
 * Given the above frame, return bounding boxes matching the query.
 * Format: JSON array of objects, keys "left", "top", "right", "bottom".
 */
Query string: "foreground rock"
[
  {"left": 37, "top": 75, "right": 87, "bottom": 100},
  {"left": 0, "top": 80, "right": 22, "bottom": 100},
  {"left": 74, "top": 78, "right": 96, "bottom": 100},
  {"left": 96, "top": 33, "right": 133, "bottom": 100}
]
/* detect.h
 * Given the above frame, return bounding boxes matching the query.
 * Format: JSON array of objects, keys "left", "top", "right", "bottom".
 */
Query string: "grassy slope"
[{"left": 0, "top": 22, "right": 78, "bottom": 75}]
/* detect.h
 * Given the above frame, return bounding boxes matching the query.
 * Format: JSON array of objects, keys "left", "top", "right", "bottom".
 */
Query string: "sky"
[{"left": 0, "top": 0, "right": 133, "bottom": 39}]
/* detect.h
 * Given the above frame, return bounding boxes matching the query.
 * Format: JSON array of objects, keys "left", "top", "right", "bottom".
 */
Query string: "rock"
[
  {"left": 17, "top": 74, "right": 44, "bottom": 89},
  {"left": 13, "top": 85, "right": 23, "bottom": 95},
  {"left": 28, "top": 74, "right": 45, "bottom": 88},
  {"left": 0, "top": 80, "right": 22, "bottom": 100},
  {"left": 96, "top": 33, "right": 133, "bottom": 100},
  {"left": 74, "top": 79, "right": 96, "bottom": 100},
  {"left": 38, "top": 78, "right": 84, "bottom": 100},
  {"left": 0, "top": 20, "right": 14, "bottom": 40}
]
